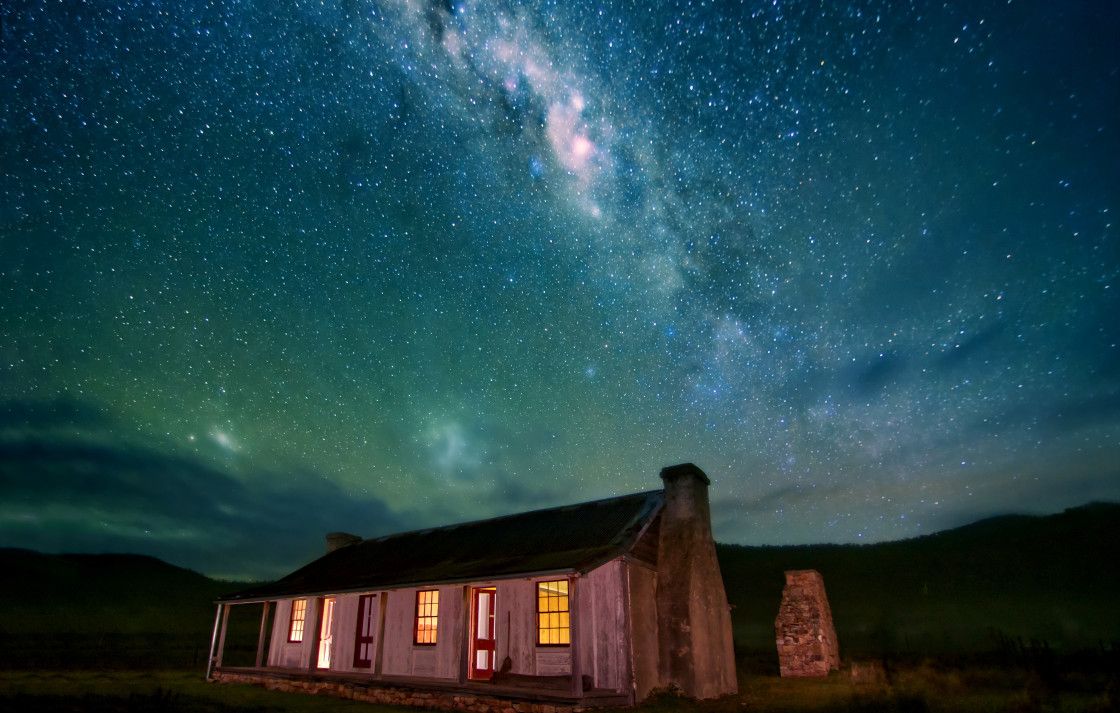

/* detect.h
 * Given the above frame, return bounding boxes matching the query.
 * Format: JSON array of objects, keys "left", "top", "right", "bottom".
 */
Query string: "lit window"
[
  {"left": 288, "top": 599, "right": 307, "bottom": 643},
  {"left": 415, "top": 590, "right": 439, "bottom": 645},
  {"left": 537, "top": 580, "right": 570, "bottom": 645}
]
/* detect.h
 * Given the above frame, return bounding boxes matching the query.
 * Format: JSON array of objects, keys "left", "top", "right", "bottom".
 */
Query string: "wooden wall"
[
  {"left": 578, "top": 559, "right": 628, "bottom": 691},
  {"left": 330, "top": 592, "right": 379, "bottom": 673},
  {"left": 267, "top": 598, "right": 306, "bottom": 669},
  {"left": 626, "top": 560, "right": 660, "bottom": 700},
  {"left": 494, "top": 577, "right": 536, "bottom": 675},
  {"left": 257, "top": 559, "right": 632, "bottom": 695},
  {"left": 381, "top": 586, "right": 463, "bottom": 679}
]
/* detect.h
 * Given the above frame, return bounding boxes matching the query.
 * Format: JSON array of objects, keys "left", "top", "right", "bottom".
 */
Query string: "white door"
[{"left": 317, "top": 597, "right": 336, "bottom": 669}]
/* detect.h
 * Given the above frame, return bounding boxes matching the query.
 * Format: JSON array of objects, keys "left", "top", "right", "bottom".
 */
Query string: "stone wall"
[
  {"left": 774, "top": 569, "right": 840, "bottom": 677},
  {"left": 654, "top": 463, "right": 738, "bottom": 699},
  {"left": 211, "top": 671, "right": 590, "bottom": 713}
]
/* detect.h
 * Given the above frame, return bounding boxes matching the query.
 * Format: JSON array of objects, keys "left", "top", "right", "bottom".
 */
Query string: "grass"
[
  {"left": 0, "top": 666, "right": 1115, "bottom": 713},
  {"left": 636, "top": 662, "right": 1118, "bottom": 713},
  {"left": 0, "top": 670, "right": 412, "bottom": 712}
]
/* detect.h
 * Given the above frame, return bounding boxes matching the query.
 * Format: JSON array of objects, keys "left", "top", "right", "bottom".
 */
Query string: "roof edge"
[
  {"left": 361, "top": 488, "right": 665, "bottom": 546},
  {"left": 573, "top": 497, "right": 664, "bottom": 575},
  {"left": 219, "top": 488, "right": 666, "bottom": 603},
  {"left": 216, "top": 564, "right": 587, "bottom": 604}
]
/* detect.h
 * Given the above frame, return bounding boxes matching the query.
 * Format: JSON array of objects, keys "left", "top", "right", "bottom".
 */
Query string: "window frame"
[
  {"left": 288, "top": 598, "right": 308, "bottom": 643},
  {"left": 413, "top": 589, "right": 440, "bottom": 646},
  {"left": 536, "top": 579, "right": 571, "bottom": 647}
]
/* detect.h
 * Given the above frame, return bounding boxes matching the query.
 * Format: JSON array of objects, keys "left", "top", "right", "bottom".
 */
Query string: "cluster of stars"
[{"left": 0, "top": 0, "right": 1117, "bottom": 576}]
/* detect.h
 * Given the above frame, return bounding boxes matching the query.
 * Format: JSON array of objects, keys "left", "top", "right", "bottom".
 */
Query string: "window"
[
  {"left": 288, "top": 598, "right": 307, "bottom": 643},
  {"left": 414, "top": 590, "right": 439, "bottom": 645},
  {"left": 537, "top": 580, "right": 570, "bottom": 645}
]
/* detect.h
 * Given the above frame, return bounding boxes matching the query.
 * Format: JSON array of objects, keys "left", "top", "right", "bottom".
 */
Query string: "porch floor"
[{"left": 213, "top": 666, "right": 632, "bottom": 708}]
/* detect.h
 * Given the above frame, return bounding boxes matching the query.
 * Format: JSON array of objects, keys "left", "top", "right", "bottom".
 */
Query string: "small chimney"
[
  {"left": 659, "top": 462, "right": 713, "bottom": 537},
  {"left": 326, "top": 532, "right": 362, "bottom": 553}
]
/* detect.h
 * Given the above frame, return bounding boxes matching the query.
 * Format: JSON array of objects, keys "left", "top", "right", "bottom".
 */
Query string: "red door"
[
  {"left": 470, "top": 587, "right": 496, "bottom": 680},
  {"left": 353, "top": 594, "right": 377, "bottom": 668}
]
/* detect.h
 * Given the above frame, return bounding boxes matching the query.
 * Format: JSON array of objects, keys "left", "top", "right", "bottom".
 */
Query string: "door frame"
[
  {"left": 316, "top": 596, "right": 336, "bottom": 669},
  {"left": 353, "top": 593, "right": 377, "bottom": 668},
  {"left": 468, "top": 586, "right": 497, "bottom": 680}
]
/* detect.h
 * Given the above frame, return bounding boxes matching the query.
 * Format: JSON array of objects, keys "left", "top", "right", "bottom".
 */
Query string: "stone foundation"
[
  {"left": 211, "top": 671, "right": 591, "bottom": 713},
  {"left": 774, "top": 569, "right": 840, "bottom": 677}
]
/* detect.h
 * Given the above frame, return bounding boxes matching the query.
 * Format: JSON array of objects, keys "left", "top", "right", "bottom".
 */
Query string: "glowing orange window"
[
  {"left": 414, "top": 590, "right": 439, "bottom": 645},
  {"left": 288, "top": 598, "right": 307, "bottom": 643},
  {"left": 537, "top": 580, "right": 570, "bottom": 645}
]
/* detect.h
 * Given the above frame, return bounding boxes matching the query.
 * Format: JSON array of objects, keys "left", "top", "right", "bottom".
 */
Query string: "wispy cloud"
[{"left": 0, "top": 399, "right": 408, "bottom": 579}]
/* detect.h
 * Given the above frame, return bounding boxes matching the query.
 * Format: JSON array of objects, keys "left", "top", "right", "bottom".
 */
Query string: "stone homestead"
[{"left": 207, "top": 463, "right": 737, "bottom": 709}]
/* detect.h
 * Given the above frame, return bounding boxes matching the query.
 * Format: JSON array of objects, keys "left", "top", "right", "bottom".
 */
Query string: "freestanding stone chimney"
[
  {"left": 655, "top": 463, "right": 738, "bottom": 698},
  {"left": 774, "top": 569, "right": 840, "bottom": 677}
]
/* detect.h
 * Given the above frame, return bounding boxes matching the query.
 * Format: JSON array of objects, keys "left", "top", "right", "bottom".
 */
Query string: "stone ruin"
[{"left": 774, "top": 569, "right": 840, "bottom": 677}]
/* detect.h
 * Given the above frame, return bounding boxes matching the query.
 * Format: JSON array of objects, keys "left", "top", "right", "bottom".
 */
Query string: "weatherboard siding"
[
  {"left": 329, "top": 593, "right": 361, "bottom": 673},
  {"left": 626, "top": 560, "right": 659, "bottom": 700},
  {"left": 579, "top": 558, "right": 627, "bottom": 691},
  {"left": 497, "top": 578, "right": 535, "bottom": 674},
  {"left": 380, "top": 588, "right": 415, "bottom": 676},
  {"left": 482, "top": 575, "right": 569, "bottom": 677},
  {"left": 258, "top": 561, "right": 626, "bottom": 690},
  {"left": 268, "top": 599, "right": 303, "bottom": 669},
  {"left": 471, "top": 576, "right": 572, "bottom": 678},
  {"left": 436, "top": 586, "right": 465, "bottom": 678},
  {"left": 470, "top": 560, "right": 627, "bottom": 685},
  {"left": 381, "top": 586, "right": 462, "bottom": 679}
]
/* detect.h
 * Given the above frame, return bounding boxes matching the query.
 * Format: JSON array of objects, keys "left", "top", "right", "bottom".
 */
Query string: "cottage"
[{"left": 207, "top": 463, "right": 737, "bottom": 709}]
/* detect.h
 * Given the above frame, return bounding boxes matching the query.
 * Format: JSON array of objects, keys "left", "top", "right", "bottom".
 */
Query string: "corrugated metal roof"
[{"left": 221, "top": 489, "right": 664, "bottom": 601}]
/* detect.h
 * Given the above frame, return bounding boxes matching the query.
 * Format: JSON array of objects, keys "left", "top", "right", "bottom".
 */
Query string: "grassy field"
[
  {"left": 0, "top": 666, "right": 1116, "bottom": 713},
  {"left": 0, "top": 670, "right": 398, "bottom": 712}
]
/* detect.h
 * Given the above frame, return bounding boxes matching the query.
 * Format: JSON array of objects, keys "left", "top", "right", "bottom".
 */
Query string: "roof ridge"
[{"left": 362, "top": 488, "right": 664, "bottom": 545}]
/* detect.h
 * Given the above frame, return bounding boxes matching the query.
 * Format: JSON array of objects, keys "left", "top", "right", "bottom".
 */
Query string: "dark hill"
[
  {"left": 0, "top": 548, "right": 252, "bottom": 669},
  {"left": 1, "top": 503, "right": 1116, "bottom": 669},
  {"left": 0, "top": 548, "right": 242, "bottom": 635},
  {"left": 717, "top": 502, "right": 1120, "bottom": 658}
]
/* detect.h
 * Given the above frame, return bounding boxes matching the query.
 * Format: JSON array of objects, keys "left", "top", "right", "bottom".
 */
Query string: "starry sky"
[{"left": 1, "top": 0, "right": 1118, "bottom": 579}]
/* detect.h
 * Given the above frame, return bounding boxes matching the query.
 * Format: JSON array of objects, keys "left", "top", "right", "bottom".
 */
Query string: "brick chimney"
[
  {"left": 655, "top": 463, "right": 738, "bottom": 698},
  {"left": 326, "top": 531, "right": 362, "bottom": 553}
]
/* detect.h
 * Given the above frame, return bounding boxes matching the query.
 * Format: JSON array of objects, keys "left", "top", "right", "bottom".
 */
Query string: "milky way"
[{"left": 2, "top": 0, "right": 1117, "bottom": 577}]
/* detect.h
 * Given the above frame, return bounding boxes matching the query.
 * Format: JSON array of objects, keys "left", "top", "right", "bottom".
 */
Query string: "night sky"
[{"left": 2, "top": 0, "right": 1117, "bottom": 579}]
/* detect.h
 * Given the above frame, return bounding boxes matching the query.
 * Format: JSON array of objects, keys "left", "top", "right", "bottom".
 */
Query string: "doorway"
[
  {"left": 354, "top": 594, "right": 377, "bottom": 668},
  {"left": 316, "top": 597, "right": 336, "bottom": 669},
  {"left": 469, "top": 587, "right": 496, "bottom": 680}
]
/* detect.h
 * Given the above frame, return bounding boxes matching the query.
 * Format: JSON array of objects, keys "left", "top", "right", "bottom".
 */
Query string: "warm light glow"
[
  {"left": 537, "top": 579, "right": 570, "bottom": 645},
  {"left": 317, "top": 597, "right": 335, "bottom": 669},
  {"left": 415, "top": 590, "right": 439, "bottom": 645},
  {"left": 288, "top": 598, "right": 306, "bottom": 643}
]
